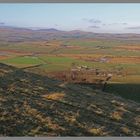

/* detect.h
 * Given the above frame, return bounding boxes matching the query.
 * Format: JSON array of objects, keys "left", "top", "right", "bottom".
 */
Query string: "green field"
[{"left": 0, "top": 56, "right": 44, "bottom": 67}]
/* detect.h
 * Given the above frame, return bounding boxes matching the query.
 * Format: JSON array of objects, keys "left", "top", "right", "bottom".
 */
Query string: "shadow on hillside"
[
  {"left": 75, "top": 82, "right": 140, "bottom": 103},
  {"left": 104, "top": 83, "right": 140, "bottom": 103}
]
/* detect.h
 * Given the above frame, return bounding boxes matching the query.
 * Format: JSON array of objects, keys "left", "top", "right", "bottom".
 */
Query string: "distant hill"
[
  {"left": 37, "top": 28, "right": 60, "bottom": 32},
  {"left": 1, "top": 26, "right": 140, "bottom": 42},
  {"left": 0, "top": 63, "right": 140, "bottom": 136}
]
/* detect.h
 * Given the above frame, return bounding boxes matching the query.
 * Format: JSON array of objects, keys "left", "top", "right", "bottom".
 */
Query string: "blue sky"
[{"left": 0, "top": 4, "right": 140, "bottom": 33}]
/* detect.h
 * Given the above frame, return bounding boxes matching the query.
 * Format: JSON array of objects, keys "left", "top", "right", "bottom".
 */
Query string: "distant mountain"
[
  {"left": 37, "top": 28, "right": 60, "bottom": 32},
  {"left": 0, "top": 25, "right": 32, "bottom": 31},
  {"left": 1, "top": 25, "right": 140, "bottom": 42}
]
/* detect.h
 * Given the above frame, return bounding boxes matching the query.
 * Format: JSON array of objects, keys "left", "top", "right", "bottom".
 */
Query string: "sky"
[{"left": 0, "top": 4, "right": 140, "bottom": 33}]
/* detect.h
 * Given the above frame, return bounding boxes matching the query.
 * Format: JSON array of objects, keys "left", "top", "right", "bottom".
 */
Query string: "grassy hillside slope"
[{"left": 0, "top": 63, "right": 140, "bottom": 136}]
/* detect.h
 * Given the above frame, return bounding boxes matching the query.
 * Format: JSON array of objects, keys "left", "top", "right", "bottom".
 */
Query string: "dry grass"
[
  {"left": 89, "top": 127, "right": 107, "bottom": 136},
  {"left": 111, "top": 100, "right": 125, "bottom": 106},
  {"left": 89, "top": 128, "right": 102, "bottom": 135},
  {"left": 64, "top": 115, "right": 77, "bottom": 123},
  {"left": 42, "top": 92, "right": 65, "bottom": 101},
  {"left": 89, "top": 104, "right": 104, "bottom": 115},
  {"left": 134, "top": 116, "right": 140, "bottom": 126},
  {"left": 121, "top": 127, "right": 131, "bottom": 134},
  {"left": 24, "top": 102, "right": 65, "bottom": 133},
  {"left": 117, "top": 106, "right": 128, "bottom": 112},
  {"left": 110, "top": 111, "right": 123, "bottom": 121}
]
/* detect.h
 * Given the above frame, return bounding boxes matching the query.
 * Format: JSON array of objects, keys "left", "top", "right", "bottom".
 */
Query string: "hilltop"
[{"left": 0, "top": 63, "right": 140, "bottom": 136}]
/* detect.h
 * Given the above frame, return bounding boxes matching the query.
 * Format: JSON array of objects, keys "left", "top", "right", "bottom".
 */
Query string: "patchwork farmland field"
[{"left": 0, "top": 38, "right": 140, "bottom": 103}]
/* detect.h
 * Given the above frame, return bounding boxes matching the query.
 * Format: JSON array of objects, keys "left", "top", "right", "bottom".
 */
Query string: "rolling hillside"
[{"left": 0, "top": 63, "right": 140, "bottom": 136}]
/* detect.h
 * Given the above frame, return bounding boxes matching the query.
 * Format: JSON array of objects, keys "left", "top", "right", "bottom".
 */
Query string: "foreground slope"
[{"left": 0, "top": 63, "right": 140, "bottom": 136}]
